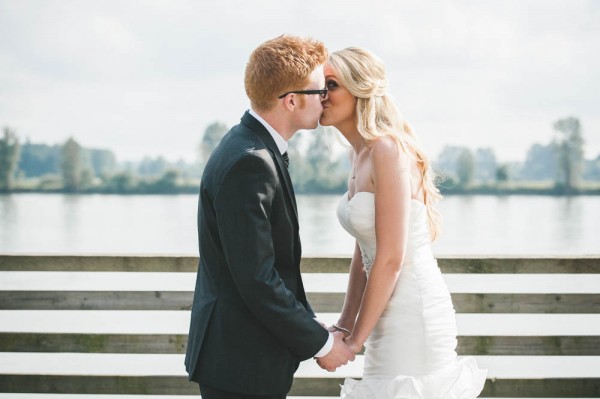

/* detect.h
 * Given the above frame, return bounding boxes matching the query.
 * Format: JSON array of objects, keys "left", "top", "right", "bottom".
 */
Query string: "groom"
[{"left": 185, "top": 35, "right": 355, "bottom": 399}]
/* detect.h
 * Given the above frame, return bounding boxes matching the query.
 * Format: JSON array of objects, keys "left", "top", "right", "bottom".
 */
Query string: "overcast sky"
[{"left": 1, "top": 0, "right": 598, "bottom": 163}]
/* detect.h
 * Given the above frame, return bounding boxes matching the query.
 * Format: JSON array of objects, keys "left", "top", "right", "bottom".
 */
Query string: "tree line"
[
  {"left": 0, "top": 127, "right": 199, "bottom": 194},
  {"left": 166, "top": 116, "right": 600, "bottom": 195},
  {"left": 434, "top": 117, "right": 597, "bottom": 194},
  {"left": 0, "top": 116, "right": 598, "bottom": 194}
]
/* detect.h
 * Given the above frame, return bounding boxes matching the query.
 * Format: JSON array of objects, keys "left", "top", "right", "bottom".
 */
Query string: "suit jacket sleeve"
[{"left": 213, "top": 152, "right": 329, "bottom": 360}]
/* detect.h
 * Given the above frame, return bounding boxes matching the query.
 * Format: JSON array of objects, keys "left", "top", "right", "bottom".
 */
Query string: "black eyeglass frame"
[{"left": 278, "top": 89, "right": 328, "bottom": 99}]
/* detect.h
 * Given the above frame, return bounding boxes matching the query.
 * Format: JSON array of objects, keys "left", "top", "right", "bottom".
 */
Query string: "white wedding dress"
[{"left": 336, "top": 192, "right": 487, "bottom": 398}]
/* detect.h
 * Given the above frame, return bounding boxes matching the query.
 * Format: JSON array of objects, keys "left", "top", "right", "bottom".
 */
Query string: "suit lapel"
[{"left": 240, "top": 112, "right": 299, "bottom": 223}]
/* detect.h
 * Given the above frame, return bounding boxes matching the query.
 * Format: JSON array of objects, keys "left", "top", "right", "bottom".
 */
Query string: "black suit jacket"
[{"left": 185, "top": 111, "right": 329, "bottom": 395}]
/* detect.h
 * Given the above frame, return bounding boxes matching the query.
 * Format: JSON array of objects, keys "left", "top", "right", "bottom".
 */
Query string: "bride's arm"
[
  {"left": 335, "top": 242, "right": 367, "bottom": 333},
  {"left": 345, "top": 137, "right": 411, "bottom": 353}
]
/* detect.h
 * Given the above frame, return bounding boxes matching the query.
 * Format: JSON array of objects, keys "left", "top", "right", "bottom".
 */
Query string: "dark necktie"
[{"left": 282, "top": 151, "right": 289, "bottom": 168}]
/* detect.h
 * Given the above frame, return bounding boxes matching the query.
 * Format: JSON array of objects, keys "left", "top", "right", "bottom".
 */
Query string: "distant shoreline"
[
  {"left": 439, "top": 186, "right": 600, "bottom": 196},
  {"left": 3, "top": 186, "right": 600, "bottom": 196}
]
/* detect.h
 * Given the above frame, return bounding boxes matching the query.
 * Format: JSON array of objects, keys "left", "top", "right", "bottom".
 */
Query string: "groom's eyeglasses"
[{"left": 278, "top": 89, "right": 328, "bottom": 99}]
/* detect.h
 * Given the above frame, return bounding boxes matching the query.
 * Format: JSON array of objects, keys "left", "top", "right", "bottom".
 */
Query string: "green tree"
[
  {"left": 434, "top": 145, "right": 468, "bottom": 182},
  {"left": 583, "top": 154, "right": 600, "bottom": 181},
  {"left": 88, "top": 149, "right": 117, "bottom": 177},
  {"left": 456, "top": 148, "right": 474, "bottom": 187},
  {"left": 553, "top": 117, "right": 584, "bottom": 192},
  {"left": 138, "top": 156, "right": 168, "bottom": 177},
  {"left": 199, "top": 122, "right": 228, "bottom": 167},
  {"left": 61, "top": 137, "right": 84, "bottom": 192},
  {"left": 521, "top": 142, "right": 558, "bottom": 181},
  {"left": 474, "top": 148, "right": 497, "bottom": 183},
  {"left": 0, "top": 126, "right": 21, "bottom": 191},
  {"left": 303, "top": 127, "right": 346, "bottom": 192},
  {"left": 287, "top": 131, "right": 309, "bottom": 191},
  {"left": 104, "top": 171, "right": 137, "bottom": 193},
  {"left": 153, "top": 170, "right": 180, "bottom": 192},
  {"left": 18, "top": 142, "right": 61, "bottom": 177},
  {"left": 496, "top": 164, "right": 509, "bottom": 183}
]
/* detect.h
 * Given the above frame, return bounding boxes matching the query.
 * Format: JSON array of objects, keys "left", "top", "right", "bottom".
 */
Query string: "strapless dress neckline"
[
  {"left": 346, "top": 191, "right": 426, "bottom": 208},
  {"left": 337, "top": 191, "right": 432, "bottom": 274}
]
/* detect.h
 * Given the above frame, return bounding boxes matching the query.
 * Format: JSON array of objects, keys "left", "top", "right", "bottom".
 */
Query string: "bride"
[{"left": 318, "top": 47, "right": 487, "bottom": 398}]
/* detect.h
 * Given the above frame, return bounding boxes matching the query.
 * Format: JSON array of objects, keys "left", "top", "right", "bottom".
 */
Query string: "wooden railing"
[{"left": 0, "top": 255, "right": 599, "bottom": 397}]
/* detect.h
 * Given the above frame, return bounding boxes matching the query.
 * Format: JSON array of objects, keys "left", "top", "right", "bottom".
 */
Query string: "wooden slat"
[
  {"left": 0, "top": 255, "right": 199, "bottom": 272},
  {"left": 0, "top": 375, "right": 198, "bottom": 395},
  {"left": 304, "top": 257, "right": 600, "bottom": 274},
  {"left": 451, "top": 293, "right": 600, "bottom": 313},
  {"left": 301, "top": 257, "right": 350, "bottom": 273},
  {"left": 457, "top": 336, "right": 600, "bottom": 356},
  {"left": 290, "top": 378, "right": 345, "bottom": 396},
  {"left": 1, "top": 255, "right": 599, "bottom": 273},
  {"left": 306, "top": 292, "right": 344, "bottom": 312},
  {"left": 1, "top": 333, "right": 599, "bottom": 355},
  {"left": 0, "top": 291, "right": 193, "bottom": 310},
  {"left": 480, "top": 378, "right": 600, "bottom": 397},
  {"left": 291, "top": 377, "right": 599, "bottom": 397},
  {"left": 2, "top": 291, "right": 598, "bottom": 313},
  {"left": 0, "top": 375, "right": 598, "bottom": 397},
  {"left": 0, "top": 333, "right": 188, "bottom": 354},
  {"left": 437, "top": 257, "right": 600, "bottom": 274}
]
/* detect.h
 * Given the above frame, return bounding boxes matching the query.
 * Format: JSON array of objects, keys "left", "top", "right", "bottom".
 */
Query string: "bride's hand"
[{"left": 343, "top": 335, "right": 363, "bottom": 354}]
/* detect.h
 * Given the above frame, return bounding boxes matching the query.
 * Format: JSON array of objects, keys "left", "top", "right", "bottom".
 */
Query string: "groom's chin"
[{"left": 307, "top": 120, "right": 320, "bottom": 130}]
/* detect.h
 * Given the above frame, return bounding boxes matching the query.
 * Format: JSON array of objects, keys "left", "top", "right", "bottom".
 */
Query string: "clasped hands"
[{"left": 315, "top": 327, "right": 361, "bottom": 372}]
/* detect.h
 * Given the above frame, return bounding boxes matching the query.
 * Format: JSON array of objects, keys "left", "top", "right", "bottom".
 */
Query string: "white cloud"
[{"left": 0, "top": 0, "right": 598, "bottom": 162}]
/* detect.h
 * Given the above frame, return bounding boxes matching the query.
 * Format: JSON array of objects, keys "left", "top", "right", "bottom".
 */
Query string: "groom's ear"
[{"left": 282, "top": 94, "right": 297, "bottom": 111}]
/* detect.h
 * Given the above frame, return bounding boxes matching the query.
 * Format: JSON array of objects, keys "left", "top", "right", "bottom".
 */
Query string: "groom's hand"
[{"left": 315, "top": 331, "right": 355, "bottom": 372}]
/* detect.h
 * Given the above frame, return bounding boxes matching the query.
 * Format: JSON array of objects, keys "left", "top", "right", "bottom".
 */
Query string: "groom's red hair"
[{"left": 245, "top": 35, "right": 328, "bottom": 112}]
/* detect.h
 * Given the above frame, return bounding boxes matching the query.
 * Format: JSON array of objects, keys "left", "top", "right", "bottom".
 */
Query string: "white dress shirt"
[
  {"left": 248, "top": 108, "right": 288, "bottom": 155},
  {"left": 248, "top": 108, "right": 334, "bottom": 358}
]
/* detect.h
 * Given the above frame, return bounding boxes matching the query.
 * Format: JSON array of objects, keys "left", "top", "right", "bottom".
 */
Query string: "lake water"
[{"left": 0, "top": 193, "right": 599, "bottom": 255}]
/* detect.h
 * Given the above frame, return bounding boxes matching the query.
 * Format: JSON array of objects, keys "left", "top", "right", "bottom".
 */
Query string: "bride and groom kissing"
[{"left": 185, "top": 35, "right": 487, "bottom": 399}]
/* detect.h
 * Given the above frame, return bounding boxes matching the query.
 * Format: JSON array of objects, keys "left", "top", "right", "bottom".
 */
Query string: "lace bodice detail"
[
  {"left": 336, "top": 191, "right": 434, "bottom": 274},
  {"left": 360, "top": 251, "right": 375, "bottom": 273}
]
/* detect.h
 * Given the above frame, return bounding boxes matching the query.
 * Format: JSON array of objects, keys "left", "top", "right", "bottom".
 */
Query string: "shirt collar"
[{"left": 248, "top": 108, "right": 288, "bottom": 155}]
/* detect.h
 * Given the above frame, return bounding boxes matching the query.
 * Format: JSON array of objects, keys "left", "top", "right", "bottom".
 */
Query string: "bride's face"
[{"left": 320, "top": 64, "right": 356, "bottom": 129}]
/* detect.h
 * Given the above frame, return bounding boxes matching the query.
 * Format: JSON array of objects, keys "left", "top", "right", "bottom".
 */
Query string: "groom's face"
[{"left": 294, "top": 65, "right": 326, "bottom": 130}]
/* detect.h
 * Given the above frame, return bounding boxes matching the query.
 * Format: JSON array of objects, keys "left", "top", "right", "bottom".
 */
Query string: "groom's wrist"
[{"left": 313, "top": 332, "right": 333, "bottom": 358}]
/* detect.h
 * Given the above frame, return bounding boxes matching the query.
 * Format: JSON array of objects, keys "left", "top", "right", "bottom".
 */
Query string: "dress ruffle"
[{"left": 340, "top": 357, "right": 487, "bottom": 399}]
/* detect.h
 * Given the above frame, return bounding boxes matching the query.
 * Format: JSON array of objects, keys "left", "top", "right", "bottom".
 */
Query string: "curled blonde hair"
[{"left": 329, "top": 47, "right": 442, "bottom": 240}]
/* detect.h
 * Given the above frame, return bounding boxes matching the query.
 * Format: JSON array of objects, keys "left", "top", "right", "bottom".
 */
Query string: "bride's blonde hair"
[{"left": 328, "top": 47, "right": 442, "bottom": 240}]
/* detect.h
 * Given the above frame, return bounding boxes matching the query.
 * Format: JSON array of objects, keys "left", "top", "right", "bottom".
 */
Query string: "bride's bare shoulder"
[{"left": 369, "top": 136, "right": 408, "bottom": 167}]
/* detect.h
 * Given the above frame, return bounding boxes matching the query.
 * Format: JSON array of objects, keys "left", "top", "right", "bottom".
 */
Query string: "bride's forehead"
[{"left": 324, "top": 64, "right": 337, "bottom": 76}]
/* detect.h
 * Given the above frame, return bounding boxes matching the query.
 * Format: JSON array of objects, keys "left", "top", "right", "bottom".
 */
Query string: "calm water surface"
[{"left": 0, "top": 193, "right": 598, "bottom": 255}]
